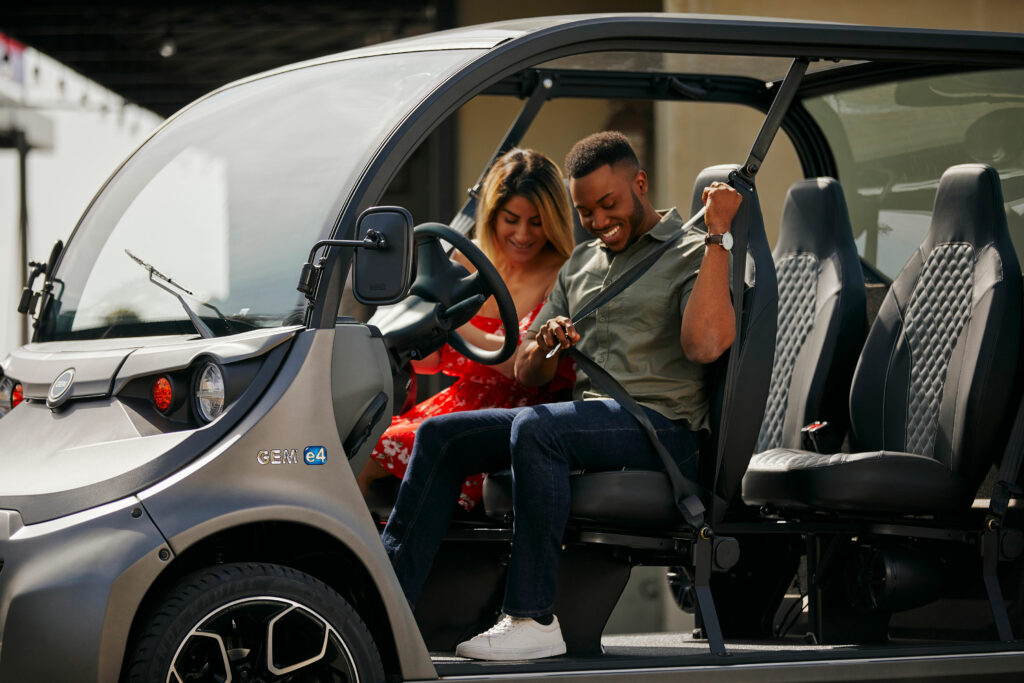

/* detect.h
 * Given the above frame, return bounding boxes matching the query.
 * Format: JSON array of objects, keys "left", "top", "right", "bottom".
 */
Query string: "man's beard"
[{"left": 626, "top": 189, "right": 645, "bottom": 244}]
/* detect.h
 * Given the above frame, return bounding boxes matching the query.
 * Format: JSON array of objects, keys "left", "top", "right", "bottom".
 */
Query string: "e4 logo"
[{"left": 304, "top": 446, "right": 327, "bottom": 465}]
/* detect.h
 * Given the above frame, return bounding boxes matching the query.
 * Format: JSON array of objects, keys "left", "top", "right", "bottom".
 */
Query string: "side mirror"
[{"left": 352, "top": 206, "right": 414, "bottom": 305}]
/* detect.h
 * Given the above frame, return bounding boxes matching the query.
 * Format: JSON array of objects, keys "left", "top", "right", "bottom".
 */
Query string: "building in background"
[{"left": 0, "top": 30, "right": 162, "bottom": 354}]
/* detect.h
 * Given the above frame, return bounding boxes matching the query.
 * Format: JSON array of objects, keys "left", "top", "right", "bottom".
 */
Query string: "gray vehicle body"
[{"left": 1, "top": 13, "right": 1024, "bottom": 682}]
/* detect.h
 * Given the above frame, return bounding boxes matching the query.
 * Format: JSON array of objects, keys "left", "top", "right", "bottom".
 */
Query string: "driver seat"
[
  {"left": 477, "top": 164, "right": 776, "bottom": 654},
  {"left": 742, "top": 164, "right": 1022, "bottom": 514},
  {"left": 483, "top": 163, "right": 778, "bottom": 528}
]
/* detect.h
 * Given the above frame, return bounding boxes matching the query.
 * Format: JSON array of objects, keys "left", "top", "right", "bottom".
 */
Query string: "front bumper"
[{"left": 0, "top": 500, "right": 170, "bottom": 682}]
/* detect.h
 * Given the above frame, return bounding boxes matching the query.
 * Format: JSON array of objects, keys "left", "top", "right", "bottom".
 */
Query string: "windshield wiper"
[{"left": 125, "top": 249, "right": 217, "bottom": 339}]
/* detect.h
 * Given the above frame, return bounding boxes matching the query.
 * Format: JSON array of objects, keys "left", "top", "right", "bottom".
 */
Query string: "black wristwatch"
[{"left": 705, "top": 232, "right": 734, "bottom": 252}]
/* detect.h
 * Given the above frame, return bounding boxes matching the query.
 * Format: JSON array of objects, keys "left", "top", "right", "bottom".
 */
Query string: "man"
[{"left": 381, "top": 131, "right": 740, "bottom": 660}]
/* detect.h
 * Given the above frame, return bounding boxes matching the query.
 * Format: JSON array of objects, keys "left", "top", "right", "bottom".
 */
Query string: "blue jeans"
[{"left": 381, "top": 399, "right": 699, "bottom": 618}]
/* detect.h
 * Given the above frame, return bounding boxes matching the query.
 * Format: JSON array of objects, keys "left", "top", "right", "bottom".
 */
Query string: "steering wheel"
[{"left": 375, "top": 223, "right": 518, "bottom": 365}]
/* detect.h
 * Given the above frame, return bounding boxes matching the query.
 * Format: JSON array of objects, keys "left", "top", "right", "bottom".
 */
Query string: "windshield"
[{"left": 39, "top": 49, "right": 479, "bottom": 341}]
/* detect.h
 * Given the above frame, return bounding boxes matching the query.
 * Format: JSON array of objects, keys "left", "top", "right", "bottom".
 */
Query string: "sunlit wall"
[{"left": 0, "top": 42, "right": 163, "bottom": 357}]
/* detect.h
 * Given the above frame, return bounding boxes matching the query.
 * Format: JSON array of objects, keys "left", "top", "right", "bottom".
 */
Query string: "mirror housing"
[{"left": 353, "top": 206, "right": 414, "bottom": 305}]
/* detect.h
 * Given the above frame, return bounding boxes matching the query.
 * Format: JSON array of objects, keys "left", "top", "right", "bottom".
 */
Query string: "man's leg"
[
  {"left": 456, "top": 399, "right": 698, "bottom": 660},
  {"left": 381, "top": 407, "right": 522, "bottom": 607},
  {"left": 503, "top": 398, "right": 698, "bottom": 617}
]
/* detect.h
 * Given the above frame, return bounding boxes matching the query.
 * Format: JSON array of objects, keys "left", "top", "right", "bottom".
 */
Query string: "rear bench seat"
[{"left": 742, "top": 164, "right": 1022, "bottom": 515}]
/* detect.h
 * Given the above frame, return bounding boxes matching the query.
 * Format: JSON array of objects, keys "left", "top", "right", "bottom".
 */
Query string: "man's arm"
[
  {"left": 515, "top": 317, "right": 580, "bottom": 387},
  {"left": 680, "top": 182, "right": 741, "bottom": 364}
]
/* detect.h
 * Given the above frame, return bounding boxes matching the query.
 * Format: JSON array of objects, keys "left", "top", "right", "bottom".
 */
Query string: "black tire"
[{"left": 126, "top": 562, "right": 384, "bottom": 683}]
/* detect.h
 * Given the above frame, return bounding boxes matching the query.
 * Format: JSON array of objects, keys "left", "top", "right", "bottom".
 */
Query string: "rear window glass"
[{"left": 806, "top": 68, "right": 1024, "bottom": 278}]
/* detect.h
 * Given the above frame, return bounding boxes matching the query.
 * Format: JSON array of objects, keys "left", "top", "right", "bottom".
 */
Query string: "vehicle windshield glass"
[
  {"left": 39, "top": 49, "right": 479, "bottom": 341},
  {"left": 806, "top": 67, "right": 1024, "bottom": 278}
]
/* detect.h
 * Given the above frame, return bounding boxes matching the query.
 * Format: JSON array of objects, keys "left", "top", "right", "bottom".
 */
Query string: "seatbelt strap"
[
  {"left": 450, "top": 74, "right": 553, "bottom": 235},
  {"left": 568, "top": 347, "right": 709, "bottom": 528},
  {"left": 989, "top": 390, "right": 1024, "bottom": 523},
  {"left": 983, "top": 382, "right": 1024, "bottom": 641},
  {"left": 569, "top": 208, "right": 706, "bottom": 325}
]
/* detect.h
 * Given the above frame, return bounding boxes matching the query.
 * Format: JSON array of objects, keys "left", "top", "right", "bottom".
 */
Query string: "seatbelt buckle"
[{"left": 800, "top": 421, "right": 830, "bottom": 453}]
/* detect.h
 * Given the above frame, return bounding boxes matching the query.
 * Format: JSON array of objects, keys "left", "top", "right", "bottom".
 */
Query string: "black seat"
[
  {"left": 484, "top": 164, "right": 778, "bottom": 526},
  {"left": 742, "top": 164, "right": 1022, "bottom": 514},
  {"left": 755, "top": 177, "right": 866, "bottom": 453}
]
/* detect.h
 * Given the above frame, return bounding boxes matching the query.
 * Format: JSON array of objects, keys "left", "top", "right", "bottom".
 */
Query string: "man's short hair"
[{"left": 564, "top": 131, "right": 640, "bottom": 179}]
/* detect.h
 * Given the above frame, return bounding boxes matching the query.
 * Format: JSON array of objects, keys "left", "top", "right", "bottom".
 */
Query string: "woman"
[{"left": 358, "top": 148, "right": 576, "bottom": 511}]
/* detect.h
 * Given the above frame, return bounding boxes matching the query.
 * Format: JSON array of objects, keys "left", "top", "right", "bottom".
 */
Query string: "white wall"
[{"left": 0, "top": 45, "right": 163, "bottom": 358}]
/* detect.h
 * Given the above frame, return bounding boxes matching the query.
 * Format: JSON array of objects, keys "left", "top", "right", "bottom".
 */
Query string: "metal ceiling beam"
[{"left": 0, "top": 1, "right": 449, "bottom": 117}]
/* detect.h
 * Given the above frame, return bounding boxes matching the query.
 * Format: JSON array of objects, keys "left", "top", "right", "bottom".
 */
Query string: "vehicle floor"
[{"left": 431, "top": 631, "right": 1024, "bottom": 676}]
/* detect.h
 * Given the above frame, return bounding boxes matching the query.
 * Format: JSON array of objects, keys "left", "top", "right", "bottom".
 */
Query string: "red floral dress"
[{"left": 370, "top": 302, "right": 574, "bottom": 511}]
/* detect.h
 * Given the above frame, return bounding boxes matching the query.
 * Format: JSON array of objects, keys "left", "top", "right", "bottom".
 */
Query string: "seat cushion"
[
  {"left": 483, "top": 469, "right": 684, "bottom": 527},
  {"left": 741, "top": 448, "right": 974, "bottom": 514}
]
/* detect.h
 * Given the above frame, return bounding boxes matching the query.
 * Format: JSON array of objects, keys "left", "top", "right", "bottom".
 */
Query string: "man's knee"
[
  {"left": 414, "top": 416, "right": 444, "bottom": 447},
  {"left": 411, "top": 414, "right": 461, "bottom": 461},
  {"left": 510, "top": 407, "right": 562, "bottom": 462}
]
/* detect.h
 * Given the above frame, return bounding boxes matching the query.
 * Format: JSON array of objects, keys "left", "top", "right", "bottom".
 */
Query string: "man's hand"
[
  {"left": 515, "top": 316, "right": 580, "bottom": 387},
  {"left": 702, "top": 181, "right": 742, "bottom": 235},
  {"left": 537, "top": 316, "right": 581, "bottom": 356}
]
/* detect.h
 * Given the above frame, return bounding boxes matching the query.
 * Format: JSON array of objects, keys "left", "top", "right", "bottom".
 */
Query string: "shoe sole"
[{"left": 455, "top": 642, "right": 567, "bottom": 661}]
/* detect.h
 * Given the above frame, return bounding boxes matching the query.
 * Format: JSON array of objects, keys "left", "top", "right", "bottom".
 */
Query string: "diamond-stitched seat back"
[
  {"left": 756, "top": 253, "right": 818, "bottom": 451},
  {"left": 903, "top": 244, "right": 974, "bottom": 457},
  {"left": 849, "top": 164, "right": 1022, "bottom": 484},
  {"left": 755, "top": 178, "right": 865, "bottom": 453}
]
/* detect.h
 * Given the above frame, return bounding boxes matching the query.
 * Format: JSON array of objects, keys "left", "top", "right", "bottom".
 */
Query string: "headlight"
[
  {"left": 0, "top": 376, "right": 24, "bottom": 418},
  {"left": 193, "top": 362, "right": 226, "bottom": 423}
]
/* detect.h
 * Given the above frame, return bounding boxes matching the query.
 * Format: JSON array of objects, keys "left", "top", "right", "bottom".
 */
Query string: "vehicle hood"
[
  {"left": 3, "top": 327, "right": 299, "bottom": 402},
  {"left": 0, "top": 327, "right": 299, "bottom": 523}
]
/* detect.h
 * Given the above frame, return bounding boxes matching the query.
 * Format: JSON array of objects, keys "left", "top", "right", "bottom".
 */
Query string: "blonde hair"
[{"left": 475, "top": 149, "right": 574, "bottom": 267}]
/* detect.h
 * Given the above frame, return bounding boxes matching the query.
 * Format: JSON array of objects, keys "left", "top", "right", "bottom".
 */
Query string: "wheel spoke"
[
  {"left": 266, "top": 605, "right": 330, "bottom": 675},
  {"left": 168, "top": 596, "right": 359, "bottom": 682},
  {"left": 168, "top": 630, "right": 231, "bottom": 683}
]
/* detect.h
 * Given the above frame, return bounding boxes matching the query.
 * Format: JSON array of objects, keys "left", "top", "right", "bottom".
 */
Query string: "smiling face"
[
  {"left": 569, "top": 162, "right": 649, "bottom": 252},
  {"left": 493, "top": 194, "right": 549, "bottom": 266}
]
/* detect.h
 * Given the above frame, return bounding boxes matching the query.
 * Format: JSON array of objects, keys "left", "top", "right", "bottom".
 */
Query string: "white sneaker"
[{"left": 455, "top": 614, "right": 567, "bottom": 661}]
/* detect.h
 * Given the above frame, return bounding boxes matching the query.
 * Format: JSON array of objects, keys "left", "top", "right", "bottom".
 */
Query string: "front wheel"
[{"left": 126, "top": 562, "right": 384, "bottom": 683}]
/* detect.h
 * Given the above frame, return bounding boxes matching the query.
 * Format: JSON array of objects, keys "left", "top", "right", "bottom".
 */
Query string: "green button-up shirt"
[{"left": 531, "top": 208, "right": 711, "bottom": 432}]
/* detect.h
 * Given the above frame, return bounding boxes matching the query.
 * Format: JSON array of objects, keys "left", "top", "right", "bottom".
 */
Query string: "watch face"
[{"left": 706, "top": 232, "right": 734, "bottom": 251}]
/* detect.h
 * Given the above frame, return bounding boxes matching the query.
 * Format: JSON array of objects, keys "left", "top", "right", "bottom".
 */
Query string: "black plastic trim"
[{"left": 434, "top": 642, "right": 1024, "bottom": 678}]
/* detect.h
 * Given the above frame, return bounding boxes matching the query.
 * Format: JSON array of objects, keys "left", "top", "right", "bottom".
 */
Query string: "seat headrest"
[
  {"left": 774, "top": 178, "right": 857, "bottom": 261},
  {"left": 929, "top": 164, "right": 1007, "bottom": 248},
  {"left": 689, "top": 164, "right": 740, "bottom": 216}
]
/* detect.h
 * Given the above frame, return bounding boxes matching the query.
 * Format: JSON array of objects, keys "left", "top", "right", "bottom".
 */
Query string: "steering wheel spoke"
[
  {"left": 440, "top": 294, "right": 487, "bottom": 328},
  {"left": 409, "top": 223, "right": 518, "bottom": 365},
  {"left": 455, "top": 270, "right": 488, "bottom": 298}
]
